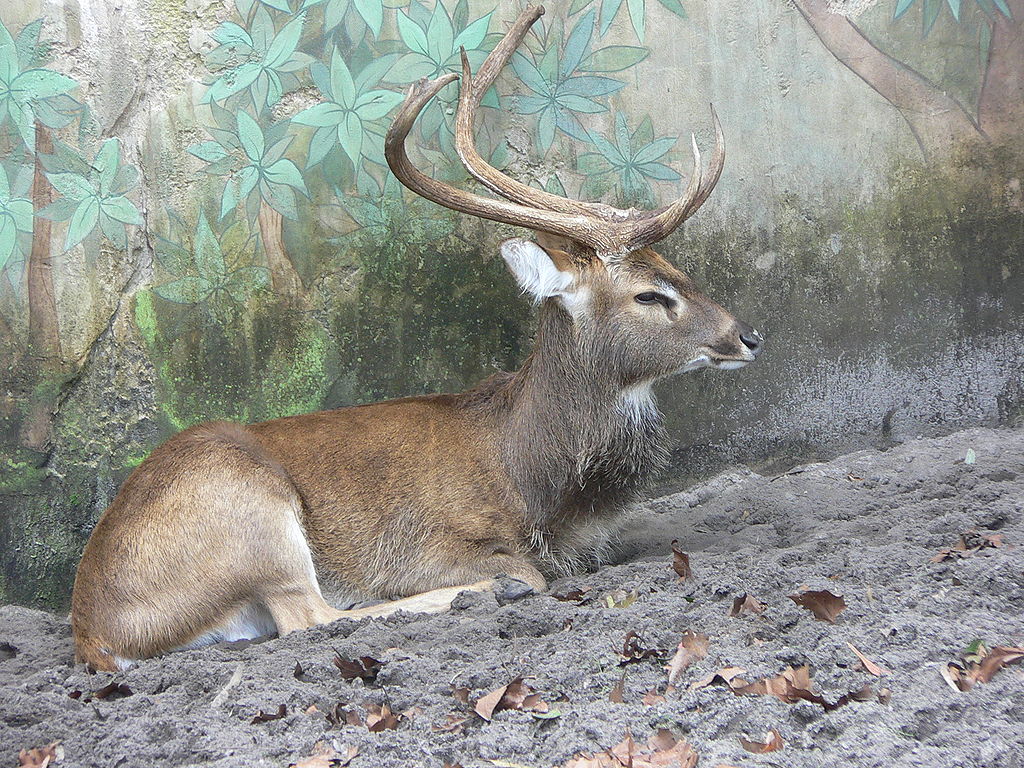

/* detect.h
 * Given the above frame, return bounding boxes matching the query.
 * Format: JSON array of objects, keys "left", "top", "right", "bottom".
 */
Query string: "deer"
[{"left": 71, "top": 4, "right": 762, "bottom": 672}]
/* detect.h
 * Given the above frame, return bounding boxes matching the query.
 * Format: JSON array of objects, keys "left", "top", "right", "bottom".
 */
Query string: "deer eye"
[{"left": 635, "top": 291, "right": 671, "bottom": 307}]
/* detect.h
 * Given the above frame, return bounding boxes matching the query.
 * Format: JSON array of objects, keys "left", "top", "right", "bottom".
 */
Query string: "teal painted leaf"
[
  {"left": 338, "top": 111, "right": 363, "bottom": 164},
  {"left": 65, "top": 196, "right": 100, "bottom": 250},
  {"left": 397, "top": 11, "right": 430, "bottom": 57},
  {"left": 557, "top": 94, "right": 606, "bottom": 113},
  {"left": 452, "top": 12, "right": 491, "bottom": 52},
  {"left": 0, "top": 166, "right": 8, "bottom": 199},
  {"left": 580, "top": 45, "right": 649, "bottom": 72},
  {"left": 354, "top": 89, "right": 403, "bottom": 119},
  {"left": 292, "top": 101, "right": 347, "bottom": 126},
  {"left": 263, "top": 158, "right": 307, "bottom": 193},
  {"left": 512, "top": 53, "right": 551, "bottom": 96},
  {"left": 354, "top": 53, "right": 399, "bottom": 93},
  {"left": 562, "top": 9, "right": 596, "bottom": 77},
  {"left": 12, "top": 68, "right": 78, "bottom": 99},
  {"left": 212, "top": 21, "right": 253, "bottom": 47},
  {"left": 569, "top": 0, "right": 595, "bottom": 14},
  {"left": 7, "top": 99, "right": 36, "bottom": 151},
  {"left": 894, "top": 0, "right": 916, "bottom": 18},
  {"left": 194, "top": 212, "right": 227, "bottom": 281},
  {"left": 627, "top": 0, "right": 645, "bottom": 43},
  {"left": 353, "top": 0, "right": 384, "bottom": 36},
  {"left": 600, "top": 0, "right": 625, "bottom": 35},
  {"left": 237, "top": 165, "right": 260, "bottom": 201},
  {"left": 98, "top": 210, "right": 127, "bottom": 249},
  {"left": 558, "top": 75, "right": 624, "bottom": 97},
  {"left": 265, "top": 13, "right": 305, "bottom": 69},
  {"left": 306, "top": 125, "right": 335, "bottom": 167},
  {"left": 36, "top": 197, "right": 79, "bottom": 221},
  {"left": 260, "top": 0, "right": 292, "bottom": 11},
  {"left": 5, "top": 199, "right": 33, "bottom": 231},
  {"left": 15, "top": 19, "right": 43, "bottom": 70},
  {"left": 323, "top": 0, "right": 348, "bottom": 32},
  {"left": 278, "top": 52, "right": 315, "bottom": 72},
  {"left": 330, "top": 48, "right": 356, "bottom": 107},
  {"left": 260, "top": 178, "right": 298, "bottom": 218},
  {"left": 0, "top": 216, "right": 16, "bottom": 271},
  {"left": 154, "top": 275, "right": 211, "bottom": 304},
  {"left": 385, "top": 52, "right": 436, "bottom": 83},
  {"left": 426, "top": 0, "right": 454, "bottom": 65},
  {"left": 655, "top": 0, "right": 686, "bottom": 18},
  {"left": 923, "top": 0, "right": 942, "bottom": 33},
  {"left": 946, "top": 0, "right": 961, "bottom": 19},
  {"left": 94, "top": 138, "right": 121, "bottom": 197},
  {"left": 46, "top": 172, "right": 95, "bottom": 201},
  {"left": 236, "top": 110, "right": 265, "bottom": 161},
  {"left": 188, "top": 140, "right": 230, "bottom": 163},
  {"left": 633, "top": 135, "right": 675, "bottom": 164},
  {"left": 100, "top": 195, "right": 142, "bottom": 225},
  {"left": 205, "top": 61, "right": 262, "bottom": 102},
  {"left": 636, "top": 161, "right": 679, "bottom": 180}
]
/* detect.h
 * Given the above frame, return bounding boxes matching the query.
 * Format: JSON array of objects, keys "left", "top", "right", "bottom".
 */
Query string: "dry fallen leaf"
[
  {"left": 365, "top": 703, "right": 402, "bottom": 732},
  {"left": 619, "top": 631, "right": 667, "bottom": 666},
  {"left": 290, "top": 742, "right": 358, "bottom": 768},
  {"left": 931, "top": 529, "right": 1007, "bottom": 562},
  {"left": 609, "top": 673, "right": 626, "bottom": 703},
  {"left": 18, "top": 743, "right": 64, "bottom": 768},
  {"left": 670, "top": 540, "right": 691, "bottom": 581},
  {"left": 739, "top": 728, "right": 783, "bottom": 754},
  {"left": 325, "top": 703, "right": 362, "bottom": 728},
  {"left": 92, "top": 682, "right": 133, "bottom": 700},
  {"left": 729, "top": 593, "right": 765, "bottom": 617},
  {"left": 552, "top": 587, "right": 593, "bottom": 603},
  {"left": 665, "top": 631, "right": 709, "bottom": 685},
  {"left": 689, "top": 666, "right": 748, "bottom": 692},
  {"left": 433, "top": 713, "right": 471, "bottom": 734},
  {"left": 333, "top": 654, "right": 384, "bottom": 684},
  {"left": 563, "top": 729, "right": 698, "bottom": 768},
  {"left": 474, "top": 677, "right": 549, "bottom": 721},
  {"left": 251, "top": 704, "right": 287, "bottom": 724},
  {"left": 943, "top": 644, "right": 1024, "bottom": 690},
  {"left": 847, "top": 642, "right": 892, "bottom": 676},
  {"left": 604, "top": 589, "right": 639, "bottom": 609},
  {"left": 789, "top": 590, "right": 846, "bottom": 622},
  {"left": 642, "top": 688, "right": 666, "bottom": 706}
]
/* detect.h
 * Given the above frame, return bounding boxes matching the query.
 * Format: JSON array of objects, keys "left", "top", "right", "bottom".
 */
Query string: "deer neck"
[{"left": 500, "top": 300, "right": 669, "bottom": 532}]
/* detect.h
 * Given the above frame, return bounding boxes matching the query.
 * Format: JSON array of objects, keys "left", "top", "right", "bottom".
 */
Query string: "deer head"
[{"left": 385, "top": 4, "right": 762, "bottom": 392}]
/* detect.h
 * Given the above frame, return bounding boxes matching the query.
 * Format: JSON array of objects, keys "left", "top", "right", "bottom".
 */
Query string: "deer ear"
[{"left": 500, "top": 238, "right": 576, "bottom": 301}]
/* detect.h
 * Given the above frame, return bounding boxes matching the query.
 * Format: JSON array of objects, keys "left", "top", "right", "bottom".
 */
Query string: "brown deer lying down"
[{"left": 71, "top": 4, "right": 762, "bottom": 671}]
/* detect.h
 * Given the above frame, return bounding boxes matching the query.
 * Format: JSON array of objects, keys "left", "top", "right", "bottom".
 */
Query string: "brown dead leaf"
[
  {"left": 604, "top": 589, "right": 639, "bottom": 609},
  {"left": 251, "top": 704, "right": 287, "bottom": 724},
  {"left": 333, "top": 654, "right": 384, "bottom": 684},
  {"left": 563, "top": 729, "right": 698, "bottom": 768},
  {"left": 451, "top": 685, "right": 471, "bottom": 704},
  {"left": 932, "top": 529, "right": 1007, "bottom": 562},
  {"left": 619, "top": 631, "right": 667, "bottom": 666},
  {"left": 642, "top": 688, "right": 666, "bottom": 706},
  {"left": 739, "top": 728, "right": 783, "bottom": 754},
  {"left": 789, "top": 589, "right": 846, "bottom": 622},
  {"left": 432, "top": 712, "right": 471, "bottom": 734},
  {"left": 609, "top": 673, "right": 625, "bottom": 703},
  {"left": 665, "top": 631, "right": 709, "bottom": 684},
  {"left": 92, "top": 682, "right": 133, "bottom": 700},
  {"left": 365, "top": 703, "right": 402, "bottom": 732},
  {"left": 325, "top": 703, "right": 362, "bottom": 728},
  {"left": 18, "top": 743, "right": 64, "bottom": 768},
  {"left": 732, "top": 665, "right": 875, "bottom": 711},
  {"left": 847, "top": 642, "right": 892, "bottom": 676},
  {"left": 688, "top": 666, "right": 748, "bottom": 692},
  {"left": 294, "top": 662, "right": 314, "bottom": 682},
  {"left": 289, "top": 742, "right": 358, "bottom": 768},
  {"left": 729, "top": 593, "right": 765, "bottom": 617},
  {"left": 670, "top": 540, "right": 691, "bottom": 581},
  {"left": 944, "top": 644, "right": 1024, "bottom": 690},
  {"left": 474, "top": 677, "right": 549, "bottom": 721},
  {"left": 552, "top": 587, "right": 593, "bottom": 603}
]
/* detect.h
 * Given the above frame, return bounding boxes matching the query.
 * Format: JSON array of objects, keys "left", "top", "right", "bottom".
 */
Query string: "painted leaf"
[
  {"left": 656, "top": 0, "right": 686, "bottom": 19},
  {"left": 213, "top": 21, "right": 253, "bottom": 47},
  {"left": 577, "top": 151, "right": 613, "bottom": 175},
  {"left": 425, "top": 0, "right": 454, "bottom": 65},
  {"left": 250, "top": 5, "right": 275, "bottom": 52},
  {"left": 569, "top": 0, "right": 595, "bottom": 15},
  {"left": 634, "top": 136, "right": 676, "bottom": 164},
  {"left": 35, "top": 197, "right": 78, "bottom": 221},
  {"left": 922, "top": 0, "right": 942, "bottom": 33},
  {"left": 206, "top": 60, "right": 262, "bottom": 102},
  {"left": 0, "top": 215, "right": 16, "bottom": 270},
  {"left": 510, "top": 94, "right": 549, "bottom": 115},
  {"left": 946, "top": 0, "right": 961, "bottom": 20},
  {"left": 236, "top": 110, "right": 265, "bottom": 161},
  {"left": 385, "top": 52, "right": 436, "bottom": 83},
  {"left": 600, "top": 0, "right": 626, "bottom": 35},
  {"left": 65, "top": 196, "right": 100, "bottom": 250},
  {"left": 263, "top": 158, "right": 307, "bottom": 193},
  {"left": 194, "top": 212, "right": 227, "bottom": 281},
  {"left": 155, "top": 275, "right": 211, "bottom": 304},
  {"left": 323, "top": 0, "right": 348, "bottom": 33},
  {"left": 0, "top": 165, "right": 8, "bottom": 199},
  {"left": 237, "top": 164, "right": 260, "bottom": 201},
  {"left": 292, "top": 102, "right": 347, "bottom": 126},
  {"left": 306, "top": 125, "right": 336, "bottom": 167},
  {"left": 47, "top": 172, "right": 95, "bottom": 201},
  {"left": 627, "top": 0, "right": 645, "bottom": 42},
  {"left": 188, "top": 141, "right": 230, "bottom": 163},
  {"left": 260, "top": 0, "right": 293, "bottom": 13},
  {"left": 558, "top": 75, "right": 624, "bottom": 97},
  {"left": 100, "top": 196, "right": 142, "bottom": 225},
  {"left": 265, "top": 13, "right": 305, "bottom": 70},
  {"left": 637, "top": 161, "right": 679, "bottom": 180},
  {"left": 580, "top": 45, "right": 649, "bottom": 72},
  {"left": 561, "top": 9, "right": 596, "bottom": 77},
  {"left": 557, "top": 94, "right": 606, "bottom": 113},
  {"left": 353, "top": 0, "right": 383, "bottom": 37},
  {"left": 397, "top": 11, "right": 430, "bottom": 57},
  {"left": 330, "top": 48, "right": 356, "bottom": 107},
  {"left": 93, "top": 138, "right": 121, "bottom": 197},
  {"left": 8, "top": 99, "right": 36, "bottom": 150},
  {"left": 338, "top": 111, "right": 363, "bottom": 165},
  {"left": 6, "top": 198, "right": 32, "bottom": 231},
  {"left": 278, "top": 52, "right": 314, "bottom": 73},
  {"left": 354, "top": 89, "right": 403, "bottom": 120},
  {"left": 452, "top": 13, "right": 491, "bottom": 52},
  {"left": 512, "top": 53, "right": 551, "bottom": 96},
  {"left": 12, "top": 68, "right": 78, "bottom": 100},
  {"left": 894, "top": 0, "right": 916, "bottom": 17},
  {"left": 260, "top": 178, "right": 298, "bottom": 219},
  {"left": 15, "top": 19, "right": 43, "bottom": 70},
  {"left": 354, "top": 53, "right": 398, "bottom": 94}
]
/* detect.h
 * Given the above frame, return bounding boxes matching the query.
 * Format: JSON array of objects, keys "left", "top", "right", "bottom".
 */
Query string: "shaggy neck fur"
[{"left": 469, "top": 299, "right": 669, "bottom": 573}]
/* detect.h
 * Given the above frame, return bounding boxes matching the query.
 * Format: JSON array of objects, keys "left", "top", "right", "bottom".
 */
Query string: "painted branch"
[
  {"left": 791, "top": 0, "right": 984, "bottom": 159},
  {"left": 977, "top": 0, "right": 1024, "bottom": 145},
  {"left": 257, "top": 200, "right": 304, "bottom": 299}
]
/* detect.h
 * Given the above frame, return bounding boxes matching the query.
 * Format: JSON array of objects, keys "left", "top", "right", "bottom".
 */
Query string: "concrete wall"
[{"left": 0, "top": 0, "right": 1021, "bottom": 607}]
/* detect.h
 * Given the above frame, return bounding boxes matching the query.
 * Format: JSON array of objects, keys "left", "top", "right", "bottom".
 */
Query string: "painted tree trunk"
[
  {"left": 792, "top": 0, "right": 984, "bottom": 160},
  {"left": 977, "top": 0, "right": 1024, "bottom": 145},
  {"left": 257, "top": 200, "right": 304, "bottom": 299},
  {"left": 20, "top": 122, "right": 61, "bottom": 450}
]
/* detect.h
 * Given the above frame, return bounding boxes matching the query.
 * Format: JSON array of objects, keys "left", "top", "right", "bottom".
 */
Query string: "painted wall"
[{"left": 0, "top": 0, "right": 1021, "bottom": 607}]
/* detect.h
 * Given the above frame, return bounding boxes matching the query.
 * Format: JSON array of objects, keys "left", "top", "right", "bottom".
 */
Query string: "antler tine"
[
  {"left": 630, "top": 106, "right": 725, "bottom": 248},
  {"left": 454, "top": 5, "right": 620, "bottom": 220},
  {"left": 385, "top": 73, "right": 617, "bottom": 251}
]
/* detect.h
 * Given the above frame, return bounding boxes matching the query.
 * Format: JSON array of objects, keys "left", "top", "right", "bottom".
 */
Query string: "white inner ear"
[{"left": 500, "top": 238, "right": 574, "bottom": 302}]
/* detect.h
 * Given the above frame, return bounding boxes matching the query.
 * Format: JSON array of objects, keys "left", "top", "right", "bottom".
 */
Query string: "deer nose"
[{"left": 738, "top": 325, "right": 763, "bottom": 356}]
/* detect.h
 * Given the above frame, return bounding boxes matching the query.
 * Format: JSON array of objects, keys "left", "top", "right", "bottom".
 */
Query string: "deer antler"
[{"left": 384, "top": 4, "right": 724, "bottom": 255}]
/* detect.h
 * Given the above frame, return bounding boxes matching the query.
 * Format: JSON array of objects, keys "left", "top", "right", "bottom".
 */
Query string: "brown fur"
[{"left": 72, "top": 243, "right": 758, "bottom": 670}]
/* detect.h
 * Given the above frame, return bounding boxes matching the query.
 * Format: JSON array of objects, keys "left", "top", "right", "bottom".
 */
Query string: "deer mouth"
[{"left": 680, "top": 349, "right": 756, "bottom": 373}]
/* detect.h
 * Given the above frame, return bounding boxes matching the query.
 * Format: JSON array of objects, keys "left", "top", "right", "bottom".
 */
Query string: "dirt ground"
[{"left": 2, "top": 426, "right": 1023, "bottom": 768}]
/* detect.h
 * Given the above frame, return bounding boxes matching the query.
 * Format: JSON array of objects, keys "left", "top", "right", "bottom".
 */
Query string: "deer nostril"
[{"left": 740, "top": 328, "right": 763, "bottom": 352}]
